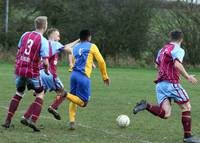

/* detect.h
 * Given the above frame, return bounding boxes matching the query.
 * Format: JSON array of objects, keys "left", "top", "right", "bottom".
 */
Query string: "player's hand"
[
  {"left": 68, "top": 66, "right": 73, "bottom": 72},
  {"left": 104, "top": 78, "right": 110, "bottom": 86},
  {"left": 187, "top": 75, "right": 197, "bottom": 85}
]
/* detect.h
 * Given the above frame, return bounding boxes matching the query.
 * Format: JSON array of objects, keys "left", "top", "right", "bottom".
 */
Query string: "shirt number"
[{"left": 25, "top": 39, "right": 34, "bottom": 55}]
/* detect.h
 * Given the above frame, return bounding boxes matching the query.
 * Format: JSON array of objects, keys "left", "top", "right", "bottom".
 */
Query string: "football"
[{"left": 116, "top": 114, "right": 130, "bottom": 128}]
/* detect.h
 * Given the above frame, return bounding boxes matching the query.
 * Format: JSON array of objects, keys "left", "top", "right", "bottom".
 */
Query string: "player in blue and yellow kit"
[{"left": 65, "top": 29, "right": 110, "bottom": 129}]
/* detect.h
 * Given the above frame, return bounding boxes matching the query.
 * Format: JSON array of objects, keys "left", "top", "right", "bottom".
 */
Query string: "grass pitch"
[{"left": 0, "top": 64, "right": 200, "bottom": 143}]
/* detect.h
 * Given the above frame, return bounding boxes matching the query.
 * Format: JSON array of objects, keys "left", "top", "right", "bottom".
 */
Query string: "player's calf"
[
  {"left": 180, "top": 102, "right": 193, "bottom": 139},
  {"left": 49, "top": 92, "right": 66, "bottom": 110},
  {"left": 133, "top": 100, "right": 168, "bottom": 119}
]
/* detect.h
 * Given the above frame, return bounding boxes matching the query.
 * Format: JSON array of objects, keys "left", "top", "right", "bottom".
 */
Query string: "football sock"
[
  {"left": 182, "top": 111, "right": 192, "bottom": 138},
  {"left": 24, "top": 103, "right": 34, "bottom": 119},
  {"left": 50, "top": 95, "right": 66, "bottom": 109},
  {"left": 31, "top": 97, "right": 43, "bottom": 123},
  {"left": 146, "top": 104, "right": 166, "bottom": 119},
  {"left": 66, "top": 93, "right": 85, "bottom": 107},
  {"left": 5, "top": 94, "right": 22, "bottom": 123},
  {"left": 69, "top": 102, "right": 77, "bottom": 122}
]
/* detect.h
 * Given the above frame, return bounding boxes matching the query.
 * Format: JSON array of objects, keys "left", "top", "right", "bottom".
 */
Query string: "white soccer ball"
[{"left": 116, "top": 114, "right": 130, "bottom": 128}]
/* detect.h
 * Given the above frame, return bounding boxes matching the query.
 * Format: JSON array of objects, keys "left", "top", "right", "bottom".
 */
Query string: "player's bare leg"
[
  {"left": 159, "top": 99, "right": 171, "bottom": 118},
  {"left": 179, "top": 102, "right": 200, "bottom": 143}
]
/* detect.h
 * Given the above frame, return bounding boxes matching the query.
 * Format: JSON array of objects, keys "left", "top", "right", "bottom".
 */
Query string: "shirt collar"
[{"left": 170, "top": 42, "right": 181, "bottom": 46}]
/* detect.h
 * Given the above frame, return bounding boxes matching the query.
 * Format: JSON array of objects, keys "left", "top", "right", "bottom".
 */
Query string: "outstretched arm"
[
  {"left": 174, "top": 60, "right": 197, "bottom": 85},
  {"left": 64, "top": 39, "right": 80, "bottom": 54}
]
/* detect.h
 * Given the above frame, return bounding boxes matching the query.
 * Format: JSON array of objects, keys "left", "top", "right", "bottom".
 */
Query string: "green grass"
[{"left": 0, "top": 64, "right": 200, "bottom": 143}]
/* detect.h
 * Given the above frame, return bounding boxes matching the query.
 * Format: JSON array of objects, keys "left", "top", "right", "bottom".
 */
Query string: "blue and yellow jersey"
[{"left": 72, "top": 41, "right": 108, "bottom": 80}]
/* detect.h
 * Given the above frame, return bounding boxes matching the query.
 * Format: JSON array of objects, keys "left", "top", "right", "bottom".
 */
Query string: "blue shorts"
[
  {"left": 16, "top": 75, "right": 42, "bottom": 91},
  {"left": 40, "top": 69, "right": 64, "bottom": 91},
  {"left": 70, "top": 71, "right": 90, "bottom": 102},
  {"left": 156, "top": 81, "right": 189, "bottom": 105}
]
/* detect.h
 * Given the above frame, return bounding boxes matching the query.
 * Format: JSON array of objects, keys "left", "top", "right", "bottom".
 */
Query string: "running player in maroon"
[
  {"left": 2, "top": 16, "right": 49, "bottom": 132},
  {"left": 38, "top": 28, "right": 79, "bottom": 120},
  {"left": 133, "top": 30, "right": 200, "bottom": 143}
]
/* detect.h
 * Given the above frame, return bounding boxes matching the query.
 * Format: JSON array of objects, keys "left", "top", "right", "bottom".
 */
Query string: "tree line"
[{"left": 1, "top": 0, "right": 200, "bottom": 67}]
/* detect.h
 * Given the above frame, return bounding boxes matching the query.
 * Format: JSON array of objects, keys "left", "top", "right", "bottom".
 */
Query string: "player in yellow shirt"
[{"left": 66, "top": 29, "right": 110, "bottom": 129}]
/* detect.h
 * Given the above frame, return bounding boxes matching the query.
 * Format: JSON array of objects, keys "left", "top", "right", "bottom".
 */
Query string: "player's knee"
[
  {"left": 35, "top": 91, "right": 45, "bottom": 99},
  {"left": 82, "top": 102, "right": 88, "bottom": 107},
  {"left": 17, "top": 86, "right": 25, "bottom": 93},
  {"left": 34, "top": 87, "right": 45, "bottom": 99},
  {"left": 164, "top": 111, "right": 171, "bottom": 118},
  {"left": 181, "top": 102, "right": 191, "bottom": 112},
  {"left": 58, "top": 89, "right": 66, "bottom": 97},
  {"left": 61, "top": 90, "right": 67, "bottom": 97},
  {"left": 16, "top": 91, "right": 25, "bottom": 97},
  {"left": 16, "top": 86, "right": 25, "bottom": 97},
  {"left": 35, "top": 87, "right": 44, "bottom": 94}
]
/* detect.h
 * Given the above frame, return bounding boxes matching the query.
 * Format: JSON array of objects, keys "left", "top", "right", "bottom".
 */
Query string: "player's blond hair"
[
  {"left": 34, "top": 16, "right": 48, "bottom": 30},
  {"left": 47, "top": 28, "right": 59, "bottom": 38}
]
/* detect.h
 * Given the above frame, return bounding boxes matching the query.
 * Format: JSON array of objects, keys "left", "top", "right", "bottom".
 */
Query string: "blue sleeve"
[
  {"left": 51, "top": 41, "right": 64, "bottom": 55},
  {"left": 40, "top": 36, "right": 49, "bottom": 58},
  {"left": 171, "top": 48, "right": 185, "bottom": 63},
  {"left": 18, "top": 32, "right": 28, "bottom": 48},
  {"left": 156, "top": 49, "right": 162, "bottom": 64}
]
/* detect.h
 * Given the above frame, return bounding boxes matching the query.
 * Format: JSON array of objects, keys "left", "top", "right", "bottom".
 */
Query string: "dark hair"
[
  {"left": 79, "top": 29, "right": 91, "bottom": 41},
  {"left": 170, "top": 30, "right": 183, "bottom": 41},
  {"left": 46, "top": 28, "right": 59, "bottom": 38}
]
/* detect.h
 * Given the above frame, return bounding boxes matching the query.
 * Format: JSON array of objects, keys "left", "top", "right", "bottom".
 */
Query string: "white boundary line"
[{"left": 0, "top": 105, "right": 154, "bottom": 143}]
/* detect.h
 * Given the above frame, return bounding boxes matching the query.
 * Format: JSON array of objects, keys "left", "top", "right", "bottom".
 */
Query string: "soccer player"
[
  {"left": 2, "top": 16, "right": 49, "bottom": 132},
  {"left": 65, "top": 29, "right": 110, "bottom": 130},
  {"left": 38, "top": 28, "right": 79, "bottom": 120},
  {"left": 68, "top": 54, "right": 96, "bottom": 72},
  {"left": 133, "top": 30, "right": 200, "bottom": 143}
]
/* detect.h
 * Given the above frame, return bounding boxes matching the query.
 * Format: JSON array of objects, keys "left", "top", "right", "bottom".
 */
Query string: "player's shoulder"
[
  {"left": 91, "top": 43, "right": 97, "bottom": 46},
  {"left": 90, "top": 43, "right": 98, "bottom": 49},
  {"left": 170, "top": 42, "right": 184, "bottom": 53},
  {"left": 73, "top": 42, "right": 81, "bottom": 48},
  {"left": 49, "top": 40, "right": 62, "bottom": 46},
  {"left": 89, "top": 43, "right": 99, "bottom": 54},
  {"left": 21, "top": 31, "right": 31, "bottom": 38},
  {"left": 40, "top": 35, "right": 48, "bottom": 43},
  {"left": 174, "top": 46, "right": 184, "bottom": 53}
]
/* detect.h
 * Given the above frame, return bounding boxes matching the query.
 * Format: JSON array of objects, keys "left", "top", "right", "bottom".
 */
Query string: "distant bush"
[{"left": 1, "top": 0, "right": 200, "bottom": 67}]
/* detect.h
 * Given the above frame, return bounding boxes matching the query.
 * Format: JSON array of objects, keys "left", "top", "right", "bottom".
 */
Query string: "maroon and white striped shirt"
[
  {"left": 155, "top": 42, "right": 185, "bottom": 84},
  {"left": 15, "top": 31, "right": 49, "bottom": 78}
]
